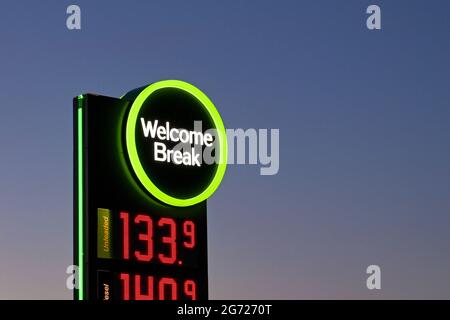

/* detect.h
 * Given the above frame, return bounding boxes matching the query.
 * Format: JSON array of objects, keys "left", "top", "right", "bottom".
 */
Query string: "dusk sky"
[{"left": 0, "top": 1, "right": 449, "bottom": 299}]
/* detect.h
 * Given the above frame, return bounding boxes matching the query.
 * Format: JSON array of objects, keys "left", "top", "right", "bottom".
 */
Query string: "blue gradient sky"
[{"left": 0, "top": 0, "right": 449, "bottom": 299}]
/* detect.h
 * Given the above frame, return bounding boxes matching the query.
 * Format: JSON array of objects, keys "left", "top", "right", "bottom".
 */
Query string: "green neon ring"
[{"left": 125, "top": 80, "right": 227, "bottom": 207}]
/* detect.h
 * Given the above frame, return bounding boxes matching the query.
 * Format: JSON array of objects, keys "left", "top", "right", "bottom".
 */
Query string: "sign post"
[{"left": 74, "top": 80, "right": 227, "bottom": 300}]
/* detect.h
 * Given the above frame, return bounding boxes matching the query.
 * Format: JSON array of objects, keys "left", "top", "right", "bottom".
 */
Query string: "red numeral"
[
  {"left": 120, "top": 212, "right": 129, "bottom": 259},
  {"left": 159, "top": 277, "right": 177, "bottom": 300},
  {"left": 158, "top": 218, "right": 177, "bottom": 264},
  {"left": 183, "top": 221, "right": 195, "bottom": 248},
  {"left": 135, "top": 275, "right": 154, "bottom": 300},
  {"left": 119, "top": 273, "right": 130, "bottom": 300},
  {"left": 134, "top": 214, "right": 153, "bottom": 262},
  {"left": 184, "top": 280, "right": 197, "bottom": 300}
]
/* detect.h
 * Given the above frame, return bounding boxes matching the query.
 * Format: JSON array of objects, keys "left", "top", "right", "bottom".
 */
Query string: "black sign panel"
[{"left": 74, "top": 81, "right": 226, "bottom": 300}]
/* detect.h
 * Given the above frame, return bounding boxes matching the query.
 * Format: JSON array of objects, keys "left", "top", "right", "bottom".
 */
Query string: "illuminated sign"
[
  {"left": 125, "top": 81, "right": 227, "bottom": 207},
  {"left": 74, "top": 80, "right": 227, "bottom": 300}
]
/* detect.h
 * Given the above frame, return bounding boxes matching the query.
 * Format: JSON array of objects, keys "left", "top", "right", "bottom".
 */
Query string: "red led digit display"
[
  {"left": 119, "top": 273, "right": 130, "bottom": 300},
  {"left": 118, "top": 272, "right": 197, "bottom": 300},
  {"left": 117, "top": 211, "right": 197, "bottom": 266},
  {"left": 183, "top": 220, "right": 196, "bottom": 249},
  {"left": 119, "top": 212, "right": 130, "bottom": 260},
  {"left": 159, "top": 277, "right": 177, "bottom": 300},
  {"left": 134, "top": 274, "right": 154, "bottom": 300},
  {"left": 94, "top": 209, "right": 204, "bottom": 300},
  {"left": 134, "top": 214, "right": 154, "bottom": 262},
  {"left": 158, "top": 217, "right": 177, "bottom": 264},
  {"left": 184, "top": 280, "right": 196, "bottom": 300}
]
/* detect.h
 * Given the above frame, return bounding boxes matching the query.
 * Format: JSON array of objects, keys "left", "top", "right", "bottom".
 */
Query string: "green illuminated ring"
[{"left": 125, "top": 80, "right": 227, "bottom": 207}]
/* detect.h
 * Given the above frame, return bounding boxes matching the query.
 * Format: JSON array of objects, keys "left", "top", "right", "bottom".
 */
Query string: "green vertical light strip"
[{"left": 77, "top": 95, "right": 84, "bottom": 300}]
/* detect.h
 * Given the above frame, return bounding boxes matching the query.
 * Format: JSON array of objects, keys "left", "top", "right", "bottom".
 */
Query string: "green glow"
[
  {"left": 126, "top": 80, "right": 227, "bottom": 207},
  {"left": 77, "top": 95, "right": 84, "bottom": 300}
]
